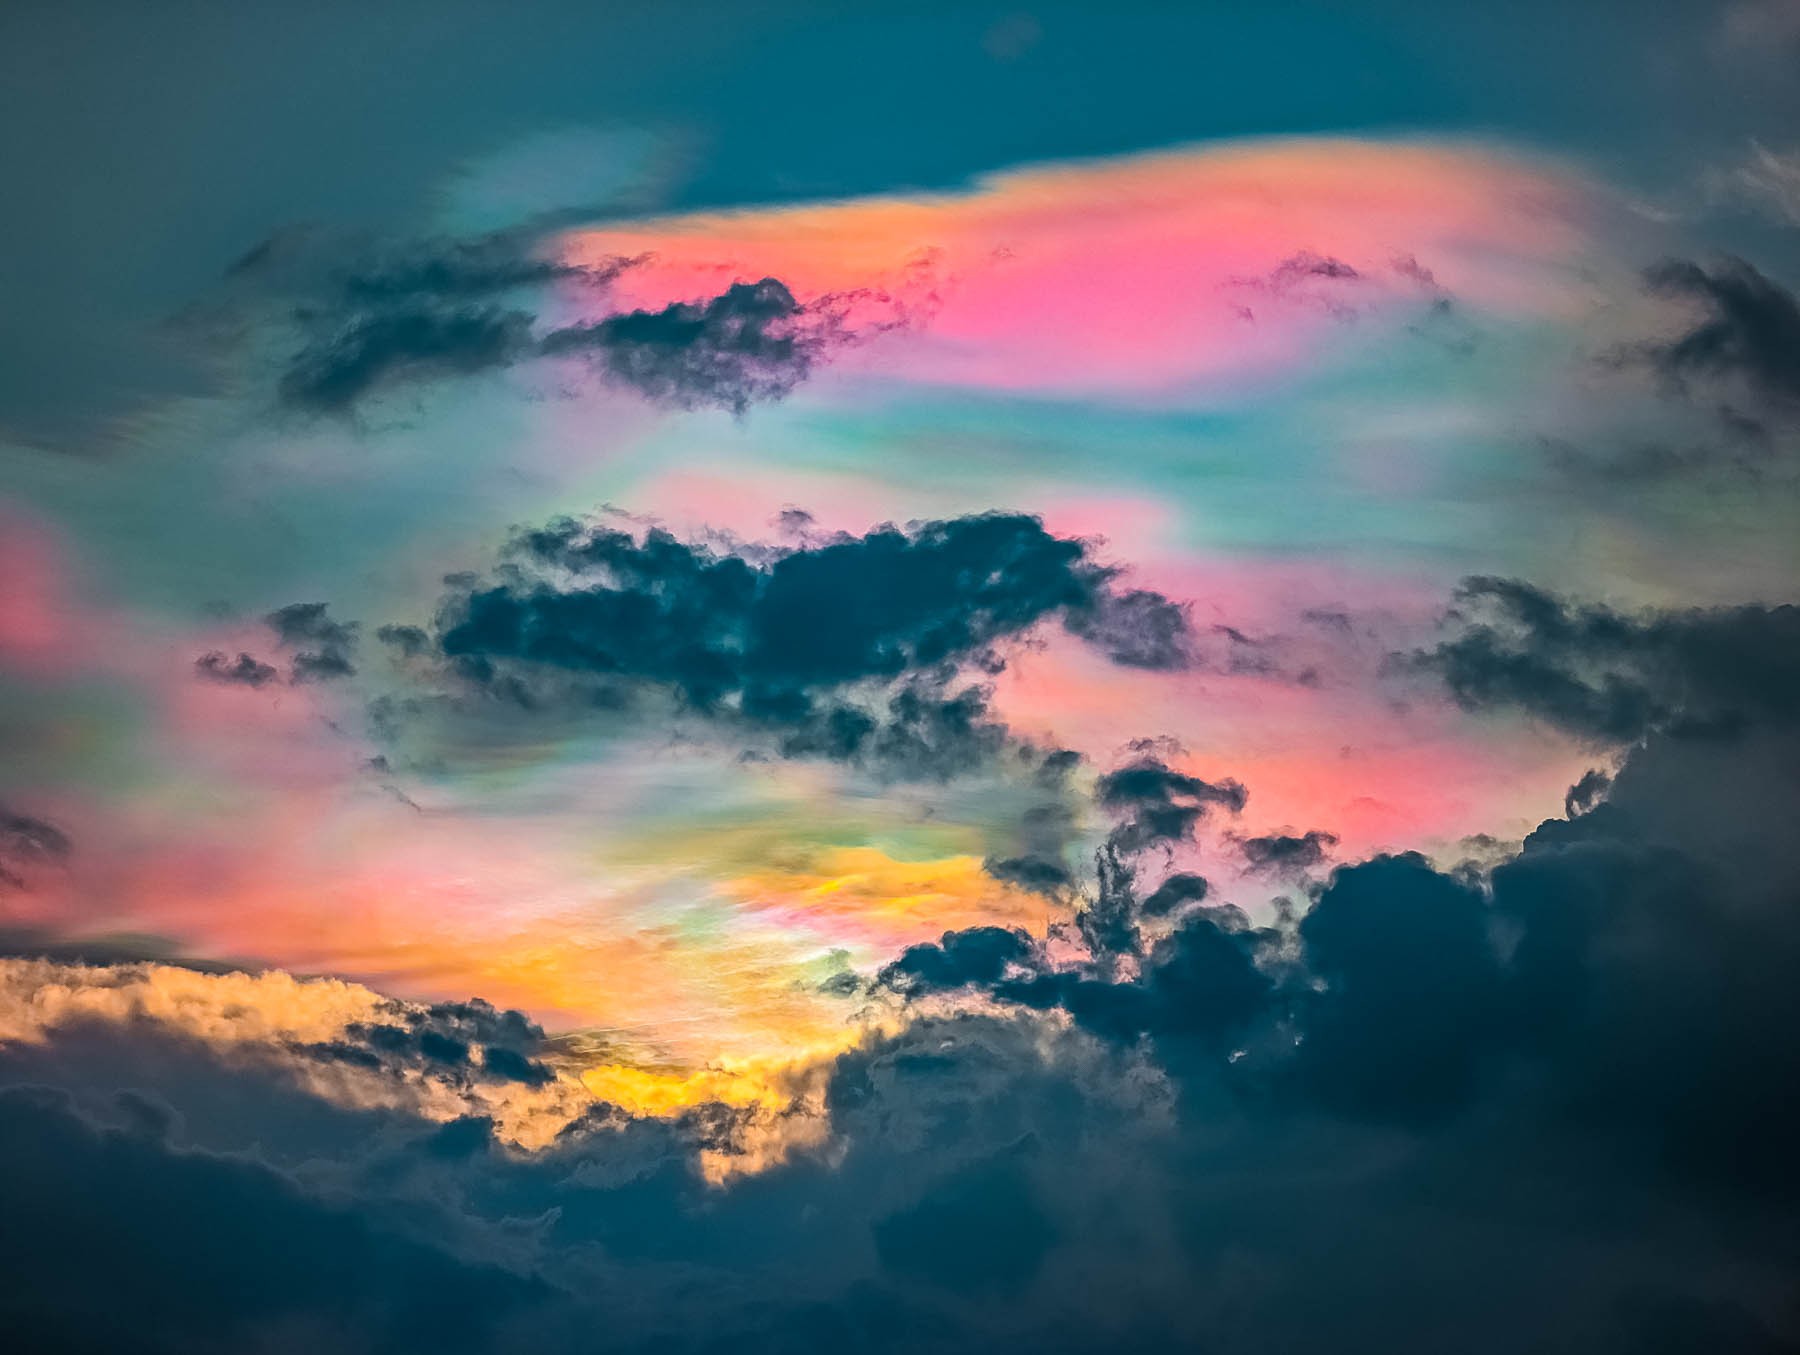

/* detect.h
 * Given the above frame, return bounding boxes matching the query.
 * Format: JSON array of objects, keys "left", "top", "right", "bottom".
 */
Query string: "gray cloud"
[
  {"left": 0, "top": 806, "right": 71, "bottom": 891},
  {"left": 1404, "top": 576, "right": 1800, "bottom": 743}
]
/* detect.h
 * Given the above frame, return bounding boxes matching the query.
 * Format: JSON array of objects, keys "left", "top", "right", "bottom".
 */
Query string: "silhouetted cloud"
[
  {"left": 878, "top": 926, "right": 1037, "bottom": 996},
  {"left": 1406, "top": 576, "right": 1800, "bottom": 742},
  {"left": 1139, "top": 871, "right": 1210, "bottom": 916},
  {"left": 1238, "top": 829, "right": 1338, "bottom": 876},
  {"left": 406, "top": 511, "right": 1189, "bottom": 776},
  {"left": 983, "top": 854, "right": 1074, "bottom": 894},
  {"left": 538, "top": 277, "right": 839, "bottom": 414},
  {"left": 1094, "top": 752, "right": 1247, "bottom": 853},
  {"left": 261, "top": 223, "right": 875, "bottom": 418},
  {"left": 9, "top": 691, "right": 1800, "bottom": 1351}
]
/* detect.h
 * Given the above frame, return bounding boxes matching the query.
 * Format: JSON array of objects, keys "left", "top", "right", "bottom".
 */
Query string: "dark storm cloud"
[
  {"left": 267, "top": 601, "right": 360, "bottom": 682},
  {"left": 283, "top": 274, "right": 864, "bottom": 419},
  {"left": 11, "top": 689, "right": 1800, "bottom": 1353},
  {"left": 1238, "top": 828, "right": 1338, "bottom": 876},
  {"left": 1232, "top": 250, "right": 1367, "bottom": 322},
  {"left": 0, "top": 1085, "right": 548, "bottom": 1355},
  {"left": 14, "top": 582, "right": 1800, "bottom": 1352},
  {"left": 0, "top": 806, "right": 71, "bottom": 890},
  {"left": 1406, "top": 576, "right": 1800, "bottom": 742},
  {"left": 414, "top": 510, "right": 1190, "bottom": 776}
]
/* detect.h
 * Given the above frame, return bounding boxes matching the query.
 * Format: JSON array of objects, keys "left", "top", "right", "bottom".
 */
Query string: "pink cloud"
[{"left": 560, "top": 138, "right": 1597, "bottom": 401}]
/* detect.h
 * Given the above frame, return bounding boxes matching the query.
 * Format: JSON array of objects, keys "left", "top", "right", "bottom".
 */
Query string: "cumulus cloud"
[
  {"left": 0, "top": 958, "right": 584, "bottom": 1146},
  {"left": 8, "top": 647, "right": 1800, "bottom": 1348}
]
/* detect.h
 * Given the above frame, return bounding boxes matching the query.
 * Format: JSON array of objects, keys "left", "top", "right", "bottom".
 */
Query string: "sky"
[{"left": 2, "top": 2, "right": 1799, "bottom": 1351}]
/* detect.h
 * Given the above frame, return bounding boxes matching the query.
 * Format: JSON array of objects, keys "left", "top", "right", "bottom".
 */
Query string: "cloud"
[
  {"left": 0, "top": 957, "right": 585, "bottom": 1146},
  {"left": 0, "top": 806, "right": 71, "bottom": 891},
  {"left": 267, "top": 601, "right": 360, "bottom": 682},
  {"left": 1061, "top": 588, "right": 1191, "bottom": 670},
  {"left": 330, "top": 232, "right": 635, "bottom": 304},
  {"left": 0, "top": 1085, "right": 551, "bottom": 1355},
  {"left": 1237, "top": 828, "right": 1338, "bottom": 877},
  {"left": 376, "top": 623, "right": 430, "bottom": 657},
  {"left": 1564, "top": 766, "right": 1613, "bottom": 817},
  {"left": 1706, "top": 141, "right": 1800, "bottom": 226},
  {"left": 250, "top": 219, "right": 877, "bottom": 417},
  {"left": 407, "top": 510, "right": 1190, "bottom": 776},
  {"left": 878, "top": 926, "right": 1037, "bottom": 997},
  {"left": 1138, "top": 871, "right": 1209, "bottom": 916},
  {"left": 194, "top": 650, "right": 279, "bottom": 687},
  {"left": 537, "top": 277, "right": 845, "bottom": 414},
  {"left": 1406, "top": 576, "right": 1800, "bottom": 742},
  {"left": 280, "top": 305, "right": 535, "bottom": 413},
  {"left": 982, "top": 854, "right": 1075, "bottom": 895},
  {"left": 1094, "top": 751, "right": 1247, "bottom": 853},
  {"left": 1634, "top": 255, "right": 1800, "bottom": 408},
  {"left": 8, "top": 675, "right": 1800, "bottom": 1349},
  {"left": 12, "top": 573, "right": 1800, "bottom": 1350}
]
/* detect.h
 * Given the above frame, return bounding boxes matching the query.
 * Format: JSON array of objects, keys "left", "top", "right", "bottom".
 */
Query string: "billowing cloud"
[{"left": 7, "top": 645, "right": 1800, "bottom": 1349}]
